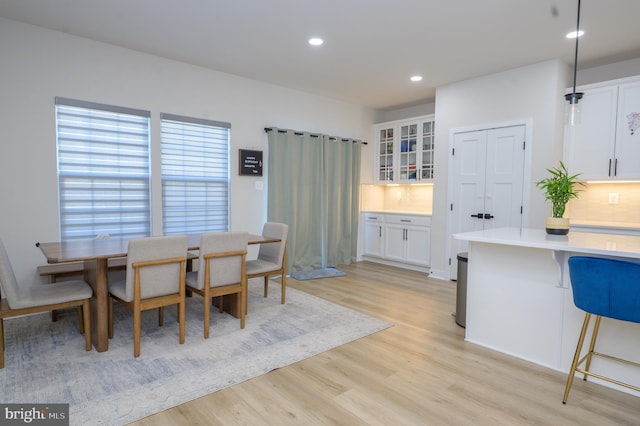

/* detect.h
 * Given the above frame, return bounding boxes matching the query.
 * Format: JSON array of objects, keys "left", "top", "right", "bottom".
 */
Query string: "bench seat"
[
  {"left": 38, "top": 254, "right": 195, "bottom": 322},
  {"left": 39, "top": 253, "right": 195, "bottom": 282},
  {"left": 38, "top": 257, "right": 127, "bottom": 281}
]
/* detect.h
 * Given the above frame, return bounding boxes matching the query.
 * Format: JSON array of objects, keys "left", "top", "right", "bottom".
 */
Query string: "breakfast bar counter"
[{"left": 454, "top": 227, "right": 640, "bottom": 397}]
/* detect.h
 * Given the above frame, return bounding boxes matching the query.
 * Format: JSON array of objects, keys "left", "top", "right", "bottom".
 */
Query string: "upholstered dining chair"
[
  {"left": 0, "top": 238, "right": 92, "bottom": 369},
  {"left": 108, "top": 235, "right": 188, "bottom": 357},
  {"left": 563, "top": 256, "right": 640, "bottom": 403},
  {"left": 246, "top": 222, "right": 288, "bottom": 306},
  {"left": 186, "top": 232, "right": 248, "bottom": 338}
]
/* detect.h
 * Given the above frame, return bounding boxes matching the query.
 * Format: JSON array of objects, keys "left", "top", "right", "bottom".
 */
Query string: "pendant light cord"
[{"left": 571, "top": 0, "right": 581, "bottom": 95}]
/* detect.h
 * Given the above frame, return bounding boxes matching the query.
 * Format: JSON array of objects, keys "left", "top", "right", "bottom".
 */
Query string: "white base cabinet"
[
  {"left": 362, "top": 213, "right": 384, "bottom": 258},
  {"left": 455, "top": 228, "right": 640, "bottom": 397},
  {"left": 361, "top": 212, "right": 431, "bottom": 272}
]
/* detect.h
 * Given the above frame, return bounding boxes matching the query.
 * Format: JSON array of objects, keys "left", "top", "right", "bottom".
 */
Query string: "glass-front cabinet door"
[
  {"left": 421, "top": 120, "right": 435, "bottom": 180},
  {"left": 399, "top": 123, "right": 418, "bottom": 181},
  {"left": 378, "top": 126, "right": 394, "bottom": 182},
  {"left": 374, "top": 115, "right": 434, "bottom": 184}
]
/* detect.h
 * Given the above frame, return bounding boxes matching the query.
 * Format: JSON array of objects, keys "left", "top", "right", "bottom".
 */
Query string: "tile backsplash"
[
  {"left": 568, "top": 182, "right": 640, "bottom": 226},
  {"left": 360, "top": 184, "right": 433, "bottom": 214},
  {"left": 360, "top": 182, "right": 639, "bottom": 226}
]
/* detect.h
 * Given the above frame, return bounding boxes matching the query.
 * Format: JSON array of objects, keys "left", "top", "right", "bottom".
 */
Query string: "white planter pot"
[{"left": 545, "top": 217, "right": 570, "bottom": 235}]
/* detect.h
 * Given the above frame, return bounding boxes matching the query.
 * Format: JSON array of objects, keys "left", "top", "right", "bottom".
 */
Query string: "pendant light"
[{"left": 565, "top": 0, "right": 583, "bottom": 126}]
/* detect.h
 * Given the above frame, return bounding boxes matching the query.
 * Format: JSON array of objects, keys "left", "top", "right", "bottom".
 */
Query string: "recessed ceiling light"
[
  {"left": 410, "top": 75, "right": 423, "bottom": 82},
  {"left": 309, "top": 38, "right": 324, "bottom": 46},
  {"left": 566, "top": 30, "right": 584, "bottom": 39}
]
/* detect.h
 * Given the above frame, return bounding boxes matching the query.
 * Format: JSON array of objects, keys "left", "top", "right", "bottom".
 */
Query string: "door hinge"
[
  {"left": 449, "top": 257, "right": 452, "bottom": 265},
  {"left": 522, "top": 140, "right": 526, "bottom": 150},
  {"left": 452, "top": 147, "right": 455, "bottom": 156},
  {"left": 450, "top": 203, "right": 453, "bottom": 211},
  {"left": 520, "top": 205, "right": 523, "bottom": 214}
]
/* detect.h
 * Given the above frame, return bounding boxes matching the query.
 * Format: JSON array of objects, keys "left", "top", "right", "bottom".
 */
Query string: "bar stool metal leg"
[
  {"left": 563, "top": 312, "right": 591, "bottom": 404},
  {"left": 583, "top": 315, "right": 601, "bottom": 380}
]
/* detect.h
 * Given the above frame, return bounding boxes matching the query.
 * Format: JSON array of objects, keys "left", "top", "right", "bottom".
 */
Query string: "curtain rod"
[{"left": 264, "top": 127, "right": 367, "bottom": 144}]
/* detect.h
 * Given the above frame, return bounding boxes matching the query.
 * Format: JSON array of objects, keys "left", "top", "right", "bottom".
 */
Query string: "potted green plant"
[{"left": 535, "top": 161, "right": 584, "bottom": 235}]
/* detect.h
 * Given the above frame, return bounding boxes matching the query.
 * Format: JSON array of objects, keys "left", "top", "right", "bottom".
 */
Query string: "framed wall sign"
[{"left": 239, "top": 149, "right": 263, "bottom": 176}]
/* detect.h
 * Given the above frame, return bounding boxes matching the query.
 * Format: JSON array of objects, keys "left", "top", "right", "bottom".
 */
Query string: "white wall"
[
  {"left": 578, "top": 57, "right": 640, "bottom": 86},
  {"left": 429, "top": 60, "right": 569, "bottom": 279},
  {"left": 375, "top": 101, "right": 436, "bottom": 123},
  {"left": 0, "top": 18, "right": 374, "bottom": 286}
]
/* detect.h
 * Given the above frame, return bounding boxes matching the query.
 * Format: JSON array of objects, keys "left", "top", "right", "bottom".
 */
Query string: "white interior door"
[
  {"left": 449, "top": 130, "right": 487, "bottom": 270},
  {"left": 484, "top": 125, "right": 526, "bottom": 229},
  {"left": 449, "top": 124, "right": 526, "bottom": 279}
]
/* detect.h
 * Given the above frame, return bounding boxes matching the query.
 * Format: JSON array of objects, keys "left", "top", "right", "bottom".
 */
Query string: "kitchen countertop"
[
  {"left": 570, "top": 220, "right": 640, "bottom": 232},
  {"left": 454, "top": 227, "right": 640, "bottom": 259}
]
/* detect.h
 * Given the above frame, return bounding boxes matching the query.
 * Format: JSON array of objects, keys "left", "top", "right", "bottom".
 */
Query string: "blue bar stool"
[{"left": 564, "top": 256, "right": 640, "bottom": 403}]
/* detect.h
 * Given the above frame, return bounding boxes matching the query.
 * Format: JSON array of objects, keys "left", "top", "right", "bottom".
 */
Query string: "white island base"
[{"left": 455, "top": 228, "right": 640, "bottom": 398}]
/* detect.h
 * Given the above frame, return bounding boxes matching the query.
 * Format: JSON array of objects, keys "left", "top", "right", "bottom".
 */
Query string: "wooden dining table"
[{"left": 37, "top": 233, "right": 280, "bottom": 352}]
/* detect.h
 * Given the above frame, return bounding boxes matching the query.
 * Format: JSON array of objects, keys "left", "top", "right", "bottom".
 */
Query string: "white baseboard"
[
  {"left": 360, "top": 256, "right": 430, "bottom": 274},
  {"left": 427, "top": 268, "right": 449, "bottom": 281}
]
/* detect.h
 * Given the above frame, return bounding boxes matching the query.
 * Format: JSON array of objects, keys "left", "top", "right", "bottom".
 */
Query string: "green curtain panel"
[
  {"left": 323, "top": 135, "right": 361, "bottom": 267},
  {"left": 266, "top": 128, "right": 362, "bottom": 273}
]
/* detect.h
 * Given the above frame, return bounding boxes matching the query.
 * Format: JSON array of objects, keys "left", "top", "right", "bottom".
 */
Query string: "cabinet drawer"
[
  {"left": 363, "top": 213, "right": 385, "bottom": 223},
  {"left": 384, "top": 214, "right": 431, "bottom": 227}
]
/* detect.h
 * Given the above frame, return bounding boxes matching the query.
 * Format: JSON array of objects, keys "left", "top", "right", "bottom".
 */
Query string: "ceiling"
[{"left": 1, "top": 0, "right": 640, "bottom": 110}]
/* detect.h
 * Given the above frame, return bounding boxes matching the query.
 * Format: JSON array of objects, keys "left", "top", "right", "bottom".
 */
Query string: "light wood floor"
[{"left": 129, "top": 261, "right": 640, "bottom": 425}]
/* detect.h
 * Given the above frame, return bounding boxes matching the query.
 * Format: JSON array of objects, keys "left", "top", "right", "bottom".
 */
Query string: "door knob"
[
  {"left": 470, "top": 213, "right": 483, "bottom": 218},
  {"left": 484, "top": 213, "right": 494, "bottom": 219}
]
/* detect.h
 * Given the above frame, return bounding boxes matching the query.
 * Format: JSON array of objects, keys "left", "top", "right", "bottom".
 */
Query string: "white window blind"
[
  {"left": 160, "top": 113, "right": 230, "bottom": 235},
  {"left": 55, "top": 97, "right": 151, "bottom": 241}
]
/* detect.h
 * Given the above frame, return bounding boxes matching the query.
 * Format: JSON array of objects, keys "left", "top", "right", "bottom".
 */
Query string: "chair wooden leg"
[
  {"left": 204, "top": 297, "right": 211, "bottom": 339},
  {"left": 134, "top": 307, "right": 141, "bottom": 358},
  {"left": 77, "top": 306, "right": 85, "bottom": 334},
  {"left": 178, "top": 300, "right": 185, "bottom": 345},
  {"left": 583, "top": 315, "right": 601, "bottom": 380},
  {"left": 218, "top": 296, "right": 223, "bottom": 313},
  {"left": 263, "top": 275, "right": 269, "bottom": 298},
  {"left": 158, "top": 307, "right": 164, "bottom": 327},
  {"left": 0, "top": 318, "right": 5, "bottom": 369},
  {"left": 281, "top": 271, "right": 286, "bottom": 304},
  {"left": 563, "top": 313, "right": 591, "bottom": 403},
  {"left": 238, "top": 291, "right": 245, "bottom": 329},
  {"left": 108, "top": 297, "right": 114, "bottom": 339},
  {"left": 82, "top": 300, "right": 91, "bottom": 351}
]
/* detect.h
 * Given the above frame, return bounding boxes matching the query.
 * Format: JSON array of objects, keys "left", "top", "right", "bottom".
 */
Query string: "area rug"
[
  {"left": 290, "top": 267, "right": 347, "bottom": 281},
  {"left": 0, "top": 280, "right": 390, "bottom": 425}
]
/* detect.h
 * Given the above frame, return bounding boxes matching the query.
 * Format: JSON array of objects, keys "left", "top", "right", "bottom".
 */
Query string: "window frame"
[
  {"left": 159, "top": 113, "right": 231, "bottom": 235},
  {"left": 55, "top": 97, "right": 152, "bottom": 241}
]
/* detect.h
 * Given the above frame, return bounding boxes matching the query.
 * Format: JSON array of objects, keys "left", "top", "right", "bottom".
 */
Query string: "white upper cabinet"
[
  {"left": 615, "top": 81, "right": 640, "bottom": 179},
  {"left": 376, "top": 124, "right": 395, "bottom": 182},
  {"left": 374, "top": 115, "right": 435, "bottom": 183},
  {"left": 564, "top": 85, "right": 618, "bottom": 180},
  {"left": 564, "top": 77, "right": 640, "bottom": 180}
]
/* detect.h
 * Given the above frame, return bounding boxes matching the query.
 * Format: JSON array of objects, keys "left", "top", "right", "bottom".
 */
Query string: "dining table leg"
[{"left": 84, "top": 258, "right": 109, "bottom": 352}]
